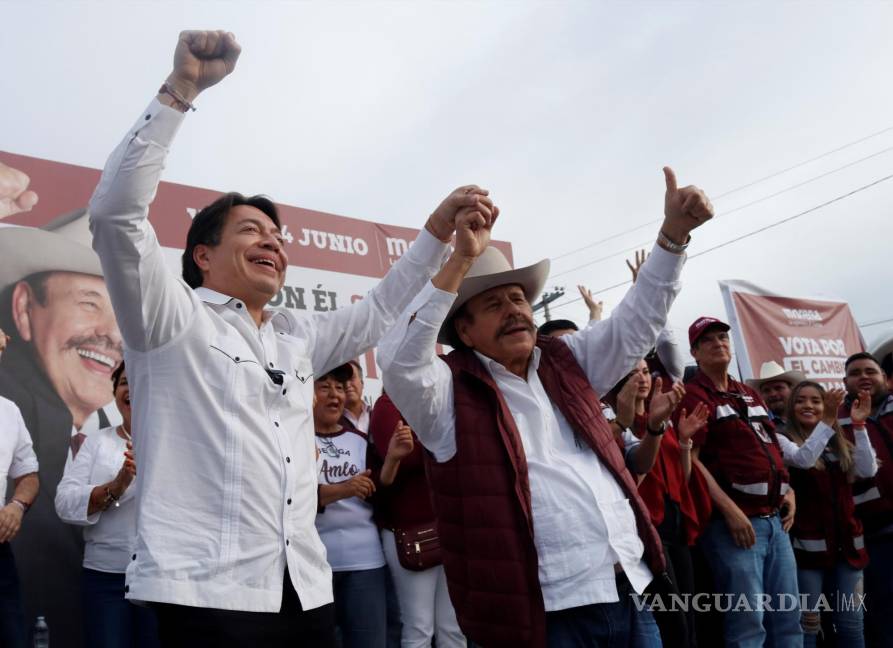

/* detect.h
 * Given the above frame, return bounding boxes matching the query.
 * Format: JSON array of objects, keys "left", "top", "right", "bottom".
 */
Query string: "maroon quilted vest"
[{"left": 427, "top": 335, "right": 666, "bottom": 648}]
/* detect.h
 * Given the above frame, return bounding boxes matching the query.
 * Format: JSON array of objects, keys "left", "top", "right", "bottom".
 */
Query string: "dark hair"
[
  {"left": 881, "top": 352, "right": 893, "bottom": 379},
  {"left": 112, "top": 361, "right": 126, "bottom": 391},
  {"left": 348, "top": 358, "right": 364, "bottom": 380},
  {"left": 538, "top": 319, "right": 578, "bottom": 337},
  {"left": 316, "top": 363, "right": 353, "bottom": 385},
  {"left": 181, "top": 192, "right": 281, "bottom": 289},
  {"left": 845, "top": 352, "right": 881, "bottom": 372}
]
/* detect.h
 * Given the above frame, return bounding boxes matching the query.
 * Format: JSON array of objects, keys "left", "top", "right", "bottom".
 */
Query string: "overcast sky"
[{"left": 3, "top": 0, "right": 892, "bottom": 361}]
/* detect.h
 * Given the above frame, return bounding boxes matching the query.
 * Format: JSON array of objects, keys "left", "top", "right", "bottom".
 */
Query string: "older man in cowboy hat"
[
  {"left": 746, "top": 361, "right": 807, "bottom": 428},
  {"left": 0, "top": 208, "right": 123, "bottom": 647},
  {"left": 379, "top": 169, "right": 713, "bottom": 647}
]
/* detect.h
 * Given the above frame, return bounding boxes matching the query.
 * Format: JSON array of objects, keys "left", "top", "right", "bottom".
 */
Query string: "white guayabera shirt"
[{"left": 88, "top": 99, "right": 449, "bottom": 612}]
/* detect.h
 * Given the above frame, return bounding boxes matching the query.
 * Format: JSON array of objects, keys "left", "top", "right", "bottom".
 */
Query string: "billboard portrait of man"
[{"left": 0, "top": 208, "right": 123, "bottom": 646}]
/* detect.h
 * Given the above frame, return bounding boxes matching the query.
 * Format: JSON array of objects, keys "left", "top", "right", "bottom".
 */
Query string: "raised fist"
[
  {"left": 0, "top": 161, "right": 38, "bottom": 220},
  {"left": 166, "top": 30, "right": 242, "bottom": 102}
]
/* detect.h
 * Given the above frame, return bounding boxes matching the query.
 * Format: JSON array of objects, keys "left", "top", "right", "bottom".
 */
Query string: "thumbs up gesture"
[
  {"left": 661, "top": 166, "right": 714, "bottom": 245},
  {"left": 164, "top": 30, "right": 242, "bottom": 104}
]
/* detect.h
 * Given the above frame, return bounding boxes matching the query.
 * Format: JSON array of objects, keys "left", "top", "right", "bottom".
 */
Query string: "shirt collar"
[
  {"left": 194, "top": 287, "right": 278, "bottom": 324},
  {"left": 473, "top": 346, "right": 541, "bottom": 379},
  {"left": 194, "top": 286, "right": 236, "bottom": 305}
]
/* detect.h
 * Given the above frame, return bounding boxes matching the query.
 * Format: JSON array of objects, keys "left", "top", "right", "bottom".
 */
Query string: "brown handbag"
[{"left": 393, "top": 523, "right": 442, "bottom": 571}]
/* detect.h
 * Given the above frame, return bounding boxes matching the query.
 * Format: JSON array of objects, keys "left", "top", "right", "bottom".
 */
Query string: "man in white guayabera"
[{"left": 88, "top": 30, "right": 498, "bottom": 647}]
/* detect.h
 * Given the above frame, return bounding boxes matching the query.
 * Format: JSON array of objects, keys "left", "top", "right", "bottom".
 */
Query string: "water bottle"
[{"left": 33, "top": 616, "right": 49, "bottom": 648}]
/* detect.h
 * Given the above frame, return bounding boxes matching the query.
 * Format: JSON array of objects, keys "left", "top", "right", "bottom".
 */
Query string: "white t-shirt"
[
  {"left": 0, "top": 396, "right": 39, "bottom": 500},
  {"left": 315, "top": 429, "right": 385, "bottom": 572},
  {"left": 55, "top": 426, "right": 136, "bottom": 573}
]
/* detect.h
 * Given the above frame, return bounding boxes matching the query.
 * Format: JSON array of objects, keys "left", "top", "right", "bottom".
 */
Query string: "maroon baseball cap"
[{"left": 688, "top": 316, "right": 730, "bottom": 346}]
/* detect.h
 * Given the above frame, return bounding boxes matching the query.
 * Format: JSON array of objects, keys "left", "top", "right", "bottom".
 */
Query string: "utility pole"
[{"left": 533, "top": 287, "right": 565, "bottom": 322}]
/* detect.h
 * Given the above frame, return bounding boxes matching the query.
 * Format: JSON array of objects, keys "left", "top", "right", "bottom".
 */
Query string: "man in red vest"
[
  {"left": 678, "top": 317, "right": 802, "bottom": 647},
  {"left": 379, "top": 170, "right": 714, "bottom": 647},
  {"left": 840, "top": 351, "right": 893, "bottom": 647}
]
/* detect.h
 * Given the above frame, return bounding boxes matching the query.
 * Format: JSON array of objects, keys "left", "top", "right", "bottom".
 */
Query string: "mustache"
[
  {"left": 64, "top": 334, "right": 123, "bottom": 357},
  {"left": 497, "top": 315, "right": 535, "bottom": 338}
]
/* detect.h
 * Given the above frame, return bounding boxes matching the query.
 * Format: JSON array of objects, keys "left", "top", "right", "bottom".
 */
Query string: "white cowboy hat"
[
  {"left": 0, "top": 209, "right": 102, "bottom": 293},
  {"left": 746, "top": 360, "right": 807, "bottom": 390},
  {"left": 438, "top": 246, "right": 549, "bottom": 346}
]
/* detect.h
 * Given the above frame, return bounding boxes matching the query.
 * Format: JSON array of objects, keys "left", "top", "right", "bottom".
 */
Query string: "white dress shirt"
[
  {"left": 88, "top": 98, "right": 449, "bottom": 612},
  {"left": 379, "top": 244, "right": 684, "bottom": 610},
  {"left": 0, "top": 396, "right": 39, "bottom": 501},
  {"left": 55, "top": 426, "right": 136, "bottom": 573},
  {"left": 342, "top": 404, "right": 371, "bottom": 434}
]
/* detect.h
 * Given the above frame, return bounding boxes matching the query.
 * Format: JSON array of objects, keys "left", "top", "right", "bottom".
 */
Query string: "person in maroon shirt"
[
  {"left": 369, "top": 393, "right": 466, "bottom": 648},
  {"left": 839, "top": 352, "right": 893, "bottom": 647},
  {"left": 680, "top": 316, "right": 801, "bottom": 648}
]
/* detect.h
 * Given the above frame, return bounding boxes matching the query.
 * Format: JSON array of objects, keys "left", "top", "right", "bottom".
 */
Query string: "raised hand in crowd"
[
  {"left": 162, "top": 30, "right": 242, "bottom": 108},
  {"left": 661, "top": 166, "right": 714, "bottom": 245},
  {"left": 113, "top": 441, "right": 137, "bottom": 494},
  {"left": 614, "top": 373, "right": 641, "bottom": 430},
  {"left": 0, "top": 160, "right": 39, "bottom": 220},
  {"left": 577, "top": 285, "right": 603, "bottom": 321},
  {"left": 850, "top": 388, "right": 873, "bottom": 425},
  {"left": 625, "top": 249, "right": 649, "bottom": 284},
  {"left": 387, "top": 420, "right": 414, "bottom": 460},
  {"left": 822, "top": 388, "right": 847, "bottom": 426},
  {"left": 676, "top": 401, "right": 710, "bottom": 444},
  {"left": 380, "top": 420, "right": 414, "bottom": 486},
  {"left": 647, "top": 377, "right": 686, "bottom": 431}
]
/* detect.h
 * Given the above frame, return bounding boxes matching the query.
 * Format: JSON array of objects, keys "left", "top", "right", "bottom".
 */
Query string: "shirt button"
[
  {"left": 131, "top": 554, "right": 136, "bottom": 561},
  {"left": 274, "top": 422, "right": 280, "bottom": 427},
  {"left": 144, "top": 114, "right": 151, "bottom": 121},
  {"left": 286, "top": 539, "right": 290, "bottom": 546},
  {"left": 125, "top": 585, "right": 130, "bottom": 593},
  {"left": 235, "top": 356, "right": 240, "bottom": 362},
  {"left": 269, "top": 362, "right": 274, "bottom": 368},
  {"left": 236, "top": 303, "right": 243, "bottom": 309},
  {"left": 287, "top": 498, "right": 292, "bottom": 505},
  {"left": 286, "top": 456, "right": 291, "bottom": 463},
  {"left": 282, "top": 389, "right": 287, "bottom": 395}
]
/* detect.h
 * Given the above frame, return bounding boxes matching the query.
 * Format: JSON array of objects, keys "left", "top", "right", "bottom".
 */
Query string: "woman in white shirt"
[
  {"left": 55, "top": 363, "right": 159, "bottom": 648},
  {"left": 315, "top": 364, "right": 389, "bottom": 648}
]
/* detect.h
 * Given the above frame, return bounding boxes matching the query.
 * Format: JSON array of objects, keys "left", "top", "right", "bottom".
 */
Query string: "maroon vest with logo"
[
  {"left": 787, "top": 435, "right": 868, "bottom": 570},
  {"left": 427, "top": 335, "right": 666, "bottom": 648},
  {"left": 685, "top": 371, "right": 790, "bottom": 517}
]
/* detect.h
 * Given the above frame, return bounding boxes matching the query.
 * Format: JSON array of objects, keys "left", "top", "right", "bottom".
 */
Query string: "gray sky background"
[{"left": 3, "top": 0, "right": 892, "bottom": 365}]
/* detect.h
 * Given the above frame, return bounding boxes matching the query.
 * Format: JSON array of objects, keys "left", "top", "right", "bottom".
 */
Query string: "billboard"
[{"left": 719, "top": 279, "right": 865, "bottom": 391}]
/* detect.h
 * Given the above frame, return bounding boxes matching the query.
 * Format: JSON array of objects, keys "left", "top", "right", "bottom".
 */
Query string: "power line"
[
  {"left": 546, "top": 171, "right": 893, "bottom": 315},
  {"left": 549, "top": 124, "right": 893, "bottom": 264},
  {"left": 861, "top": 317, "right": 893, "bottom": 328},
  {"left": 548, "top": 144, "right": 893, "bottom": 281}
]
